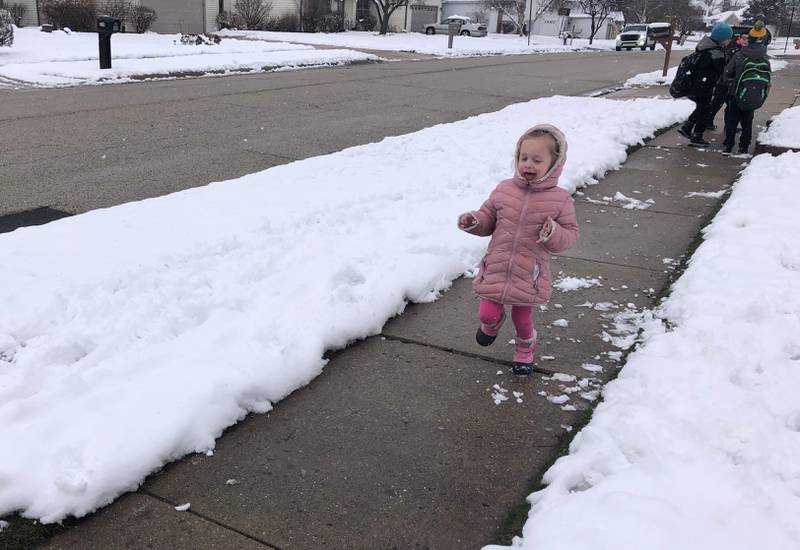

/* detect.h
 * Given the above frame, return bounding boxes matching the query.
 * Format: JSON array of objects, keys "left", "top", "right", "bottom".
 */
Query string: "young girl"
[{"left": 457, "top": 124, "right": 579, "bottom": 375}]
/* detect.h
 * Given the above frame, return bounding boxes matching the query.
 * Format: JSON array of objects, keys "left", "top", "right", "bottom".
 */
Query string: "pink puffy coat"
[{"left": 460, "top": 125, "right": 579, "bottom": 306}]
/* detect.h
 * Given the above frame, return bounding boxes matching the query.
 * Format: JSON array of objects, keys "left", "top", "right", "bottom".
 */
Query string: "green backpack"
[{"left": 735, "top": 58, "right": 771, "bottom": 111}]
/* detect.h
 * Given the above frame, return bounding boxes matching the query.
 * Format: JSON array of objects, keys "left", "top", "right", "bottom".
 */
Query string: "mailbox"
[
  {"left": 648, "top": 23, "right": 672, "bottom": 40},
  {"left": 97, "top": 16, "right": 121, "bottom": 34},
  {"left": 96, "top": 15, "right": 121, "bottom": 69}
]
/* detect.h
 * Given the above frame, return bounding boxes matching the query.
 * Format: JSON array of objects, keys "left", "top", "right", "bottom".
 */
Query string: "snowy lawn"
[
  {"left": 485, "top": 152, "right": 800, "bottom": 550},
  {"left": 220, "top": 29, "right": 620, "bottom": 56},
  {"left": 0, "top": 95, "right": 692, "bottom": 523},
  {"left": 769, "top": 36, "right": 800, "bottom": 56},
  {"left": 759, "top": 105, "right": 800, "bottom": 149},
  {"left": 0, "top": 27, "right": 379, "bottom": 86}
]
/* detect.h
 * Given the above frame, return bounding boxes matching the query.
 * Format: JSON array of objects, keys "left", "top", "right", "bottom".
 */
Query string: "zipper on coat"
[{"left": 499, "top": 187, "right": 532, "bottom": 304}]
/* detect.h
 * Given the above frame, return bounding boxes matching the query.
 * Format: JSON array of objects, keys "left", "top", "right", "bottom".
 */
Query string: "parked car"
[
  {"left": 425, "top": 16, "right": 487, "bottom": 37},
  {"left": 615, "top": 24, "right": 656, "bottom": 51}
]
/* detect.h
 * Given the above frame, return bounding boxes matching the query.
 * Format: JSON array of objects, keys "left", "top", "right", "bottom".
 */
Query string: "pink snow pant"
[{"left": 478, "top": 299, "right": 534, "bottom": 340}]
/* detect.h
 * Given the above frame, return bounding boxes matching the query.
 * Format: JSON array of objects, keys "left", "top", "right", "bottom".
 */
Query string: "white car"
[
  {"left": 425, "top": 16, "right": 487, "bottom": 37},
  {"left": 615, "top": 24, "right": 656, "bottom": 51}
]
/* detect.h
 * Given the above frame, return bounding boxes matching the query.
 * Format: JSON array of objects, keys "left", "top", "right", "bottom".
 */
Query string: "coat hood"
[
  {"left": 513, "top": 124, "right": 568, "bottom": 191},
  {"left": 696, "top": 35, "right": 722, "bottom": 52},
  {"left": 741, "top": 42, "right": 768, "bottom": 59}
]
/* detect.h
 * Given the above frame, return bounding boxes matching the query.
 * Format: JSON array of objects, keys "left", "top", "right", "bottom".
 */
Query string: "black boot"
[
  {"left": 677, "top": 123, "right": 693, "bottom": 139},
  {"left": 476, "top": 328, "right": 497, "bottom": 347},
  {"left": 738, "top": 144, "right": 749, "bottom": 154},
  {"left": 512, "top": 363, "right": 533, "bottom": 376},
  {"left": 722, "top": 143, "right": 733, "bottom": 154},
  {"left": 689, "top": 133, "right": 710, "bottom": 147}
]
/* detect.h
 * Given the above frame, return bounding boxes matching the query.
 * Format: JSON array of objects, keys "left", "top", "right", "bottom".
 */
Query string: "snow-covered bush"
[
  {"left": 0, "top": 9, "right": 13, "bottom": 47},
  {"left": 179, "top": 32, "right": 221, "bottom": 45}
]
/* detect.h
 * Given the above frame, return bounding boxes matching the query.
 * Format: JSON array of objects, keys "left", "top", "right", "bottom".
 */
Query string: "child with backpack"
[
  {"left": 457, "top": 125, "right": 579, "bottom": 375},
  {"left": 722, "top": 21, "right": 772, "bottom": 155},
  {"left": 671, "top": 23, "right": 733, "bottom": 147}
]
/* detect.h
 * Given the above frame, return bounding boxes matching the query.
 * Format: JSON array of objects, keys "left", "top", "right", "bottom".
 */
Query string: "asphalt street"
[{"left": 0, "top": 49, "right": 680, "bottom": 219}]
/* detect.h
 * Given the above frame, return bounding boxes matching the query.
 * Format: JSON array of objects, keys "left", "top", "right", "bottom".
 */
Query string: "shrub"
[
  {"left": 0, "top": 9, "right": 13, "bottom": 47},
  {"left": 216, "top": 9, "right": 242, "bottom": 30},
  {"left": 7, "top": 3, "right": 26, "bottom": 26},
  {"left": 315, "top": 13, "right": 342, "bottom": 32},
  {"left": 41, "top": 0, "right": 96, "bottom": 31},
  {"left": 100, "top": 0, "right": 132, "bottom": 21},
  {"left": 131, "top": 4, "right": 156, "bottom": 32},
  {"left": 352, "top": 12, "right": 375, "bottom": 31},
  {"left": 234, "top": 0, "right": 272, "bottom": 30},
  {"left": 268, "top": 12, "right": 298, "bottom": 31}
]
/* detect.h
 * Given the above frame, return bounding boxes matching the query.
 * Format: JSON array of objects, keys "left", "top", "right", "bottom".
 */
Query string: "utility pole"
[
  {"left": 527, "top": 0, "right": 533, "bottom": 45},
  {"left": 785, "top": 0, "right": 797, "bottom": 52}
]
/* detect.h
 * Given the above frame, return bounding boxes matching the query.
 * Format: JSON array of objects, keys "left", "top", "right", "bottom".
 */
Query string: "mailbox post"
[
  {"left": 647, "top": 21, "right": 674, "bottom": 77},
  {"left": 96, "top": 15, "right": 121, "bottom": 69},
  {"left": 447, "top": 21, "right": 461, "bottom": 49}
]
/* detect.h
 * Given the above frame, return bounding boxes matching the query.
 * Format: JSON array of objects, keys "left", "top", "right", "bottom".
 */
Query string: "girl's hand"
[
  {"left": 537, "top": 216, "right": 556, "bottom": 243},
  {"left": 458, "top": 212, "right": 478, "bottom": 230}
]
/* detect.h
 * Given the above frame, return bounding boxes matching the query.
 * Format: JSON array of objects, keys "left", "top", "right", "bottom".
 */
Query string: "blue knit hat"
[{"left": 709, "top": 22, "right": 733, "bottom": 43}]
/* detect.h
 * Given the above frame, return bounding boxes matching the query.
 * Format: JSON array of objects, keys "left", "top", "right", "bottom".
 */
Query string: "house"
[
  {"left": 528, "top": 0, "right": 623, "bottom": 40},
  {"left": 703, "top": 7, "right": 744, "bottom": 28},
  {"left": 6, "top": 0, "right": 39, "bottom": 27}
]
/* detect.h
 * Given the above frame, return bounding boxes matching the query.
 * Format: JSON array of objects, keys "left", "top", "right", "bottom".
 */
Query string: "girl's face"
[{"left": 518, "top": 137, "right": 555, "bottom": 182}]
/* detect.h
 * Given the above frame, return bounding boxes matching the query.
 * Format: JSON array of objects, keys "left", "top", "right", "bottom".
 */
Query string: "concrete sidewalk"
[{"left": 7, "top": 62, "right": 799, "bottom": 550}]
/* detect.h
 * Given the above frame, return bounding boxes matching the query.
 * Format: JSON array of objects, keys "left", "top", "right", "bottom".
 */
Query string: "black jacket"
[{"left": 691, "top": 36, "right": 727, "bottom": 98}]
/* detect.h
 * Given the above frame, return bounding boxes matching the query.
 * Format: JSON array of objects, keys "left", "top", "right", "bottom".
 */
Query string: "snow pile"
[
  {"left": 759, "top": 105, "right": 800, "bottom": 149},
  {"left": 624, "top": 66, "right": 676, "bottom": 88},
  {"left": 553, "top": 276, "right": 601, "bottom": 291},
  {"left": 484, "top": 152, "right": 800, "bottom": 550},
  {"left": 0, "top": 95, "right": 691, "bottom": 523},
  {"left": 220, "top": 29, "right": 618, "bottom": 56},
  {"left": 0, "top": 28, "right": 378, "bottom": 86}
]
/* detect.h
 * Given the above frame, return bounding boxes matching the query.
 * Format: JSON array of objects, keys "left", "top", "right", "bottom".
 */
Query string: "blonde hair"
[{"left": 516, "top": 129, "right": 560, "bottom": 166}]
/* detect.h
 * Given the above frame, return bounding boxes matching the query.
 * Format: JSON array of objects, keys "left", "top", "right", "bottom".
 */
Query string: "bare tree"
[
  {"left": 371, "top": 0, "right": 407, "bottom": 34},
  {"left": 695, "top": 0, "right": 723, "bottom": 17},
  {"left": 234, "top": 0, "right": 273, "bottom": 30},
  {"left": 617, "top": 0, "right": 664, "bottom": 23},
  {"left": 651, "top": 0, "right": 702, "bottom": 39},
  {"left": 131, "top": 4, "right": 157, "bottom": 32},
  {"left": 576, "top": 0, "right": 617, "bottom": 43},
  {"left": 482, "top": 0, "right": 561, "bottom": 35}
]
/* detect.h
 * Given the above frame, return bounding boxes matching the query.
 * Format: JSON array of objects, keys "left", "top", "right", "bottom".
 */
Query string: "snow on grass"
[
  {"left": 219, "top": 29, "right": 619, "bottom": 57},
  {"left": 759, "top": 105, "right": 800, "bottom": 149},
  {"left": 484, "top": 152, "right": 800, "bottom": 550},
  {"left": 0, "top": 28, "right": 379, "bottom": 86},
  {"left": 0, "top": 95, "right": 691, "bottom": 523}
]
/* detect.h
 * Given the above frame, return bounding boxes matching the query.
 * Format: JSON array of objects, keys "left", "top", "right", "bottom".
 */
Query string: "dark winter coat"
[
  {"left": 712, "top": 42, "right": 741, "bottom": 100},
  {"left": 724, "top": 42, "right": 770, "bottom": 95},
  {"left": 691, "top": 36, "right": 727, "bottom": 99}
]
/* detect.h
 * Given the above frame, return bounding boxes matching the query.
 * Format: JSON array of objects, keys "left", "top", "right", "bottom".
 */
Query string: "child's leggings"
[{"left": 478, "top": 299, "right": 534, "bottom": 340}]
